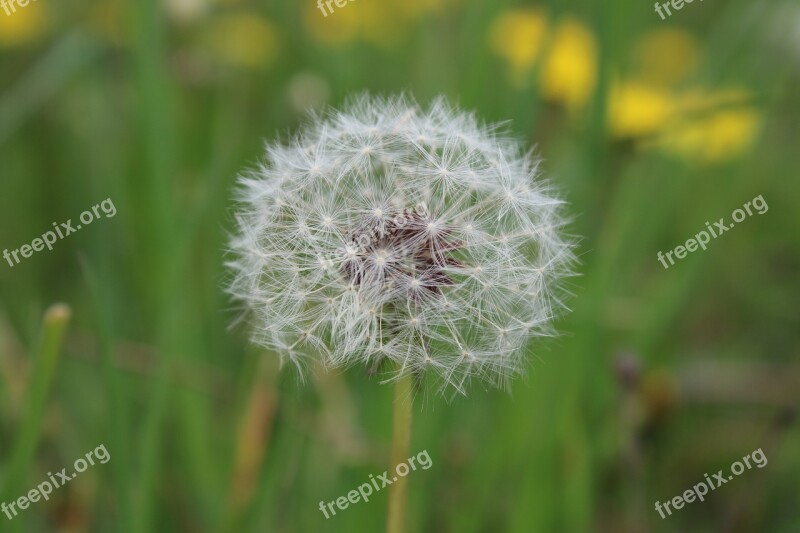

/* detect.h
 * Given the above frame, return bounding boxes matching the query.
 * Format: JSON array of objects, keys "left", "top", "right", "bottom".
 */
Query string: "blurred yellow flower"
[
  {"left": 634, "top": 28, "right": 700, "bottom": 87},
  {"left": 657, "top": 108, "right": 761, "bottom": 164},
  {"left": 608, "top": 81, "right": 676, "bottom": 138},
  {"left": 304, "top": 0, "right": 361, "bottom": 44},
  {"left": 674, "top": 87, "right": 752, "bottom": 114},
  {"left": 0, "top": 0, "right": 47, "bottom": 47},
  {"left": 202, "top": 13, "right": 279, "bottom": 69},
  {"left": 540, "top": 18, "right": 597, "bottom": 111},
  {"left": 607, "top": 30, "right": 760, "bottom": 163},
  {"left": 305, "top": 0, "right": 452, "bottom": 47},
  {"left": 610, "top": 83, "right": 762, "bottom": 163},
  {"left": 608, "top": 28, "right": 761, "bottom": 164},
  {"left": 488, "top": 9, "right": 548, "bottom": 85}
]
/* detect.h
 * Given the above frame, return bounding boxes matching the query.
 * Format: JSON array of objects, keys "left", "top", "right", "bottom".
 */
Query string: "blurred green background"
[{"left": 1, "top": 0, "right": 798, "bottom": 531}]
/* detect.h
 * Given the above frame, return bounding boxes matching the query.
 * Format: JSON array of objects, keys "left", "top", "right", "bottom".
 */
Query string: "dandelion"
[
  {"left": 227, "top": 94, "right": 574, "bottom": 394},
  {"left": 227, "top": 94, "right": 573, "bottom": 533}
]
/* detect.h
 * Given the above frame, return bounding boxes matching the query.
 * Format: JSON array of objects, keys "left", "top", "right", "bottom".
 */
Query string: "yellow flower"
[
  {"left": 608, "top": 81, "right": 676, "bottom": 139},
  {"left": 488, "top": 9, "right": 549, "bottom": 85},
  {"left": 633, "top": 28, "right": 700, "bottom": 87},
  {"left": 202, "top": 13, "right": 279, "bottom": 69},
  {"left": 607, "top": 28, "right": 760, "bottom": 163},
  {"left": 674, "top": 87, "right": 752, "bottom": 114},
  {"left": 304, "top": 0, "right": 363, "bottom": 45},
  {"left": 539, "top": 17, "right": 597, "bottom": 111},
  {"left": 608, "top": 81, "right": 761, "bottom": 163},
  {"left": 305, "top": 0, "right": 453, "bottom": 47},
  {"left": 657, "top": 108, "right": 761, "bottom": 164},
  {"left": 0, "top": 0, "right": 47, "bottom": 47}
]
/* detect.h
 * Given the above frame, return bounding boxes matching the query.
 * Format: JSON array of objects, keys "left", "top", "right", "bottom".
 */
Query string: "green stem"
[
  {"left": 386, "top": 369, "right": 414, "bottom": 533},
  {"left": 2, "top": 304, "right": 71, "bottom": 503},
  {"left": 81, "top": 259, "right": 133, "bottom": 531},
  {"left": 128, "top": 0, "right": 181, "bottom": 529}
]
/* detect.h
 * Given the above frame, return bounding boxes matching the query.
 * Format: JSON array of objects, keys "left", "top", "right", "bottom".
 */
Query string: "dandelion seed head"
[{"left": 227, "top": 94, "right": 575, "bottom": 395}]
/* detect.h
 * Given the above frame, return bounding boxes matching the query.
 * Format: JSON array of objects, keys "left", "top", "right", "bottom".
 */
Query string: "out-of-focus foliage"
[{"left": 0, "top": 0, "right": 797, "bottom": 531}]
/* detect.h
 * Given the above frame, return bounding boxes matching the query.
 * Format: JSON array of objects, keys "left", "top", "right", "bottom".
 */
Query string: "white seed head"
[{"left": 226, "top": 94, "right": 575, "bottom": 396}]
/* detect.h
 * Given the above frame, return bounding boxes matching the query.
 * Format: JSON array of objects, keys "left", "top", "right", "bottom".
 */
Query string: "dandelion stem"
[{"left": 386, "top": 368, "right": 414, "bottom": 533}]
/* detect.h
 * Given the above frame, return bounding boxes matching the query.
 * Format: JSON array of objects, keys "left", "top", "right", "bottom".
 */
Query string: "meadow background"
[{"left": 1, "top": 0, "right": 799, "bottom": 531}]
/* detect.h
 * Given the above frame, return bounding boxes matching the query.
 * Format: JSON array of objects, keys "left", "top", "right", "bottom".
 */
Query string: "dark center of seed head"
[{"left": 342, "top": 209, "right": 462, "bottom": 296}]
